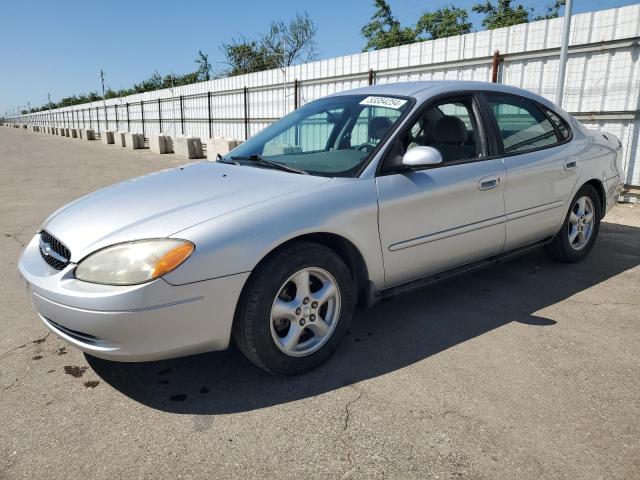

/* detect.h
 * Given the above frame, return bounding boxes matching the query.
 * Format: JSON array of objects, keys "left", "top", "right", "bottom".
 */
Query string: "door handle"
[
  {"left": 564, "top": 159, "right": 577, "bottom": 170},
  {"left": 478, "top": 176, "right": 500, "bottom": 191}
]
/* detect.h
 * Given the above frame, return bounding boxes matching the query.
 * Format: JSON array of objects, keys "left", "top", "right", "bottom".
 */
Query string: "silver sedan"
[{"left": 19, "top": 81, "right": 624, "bottom": 374}]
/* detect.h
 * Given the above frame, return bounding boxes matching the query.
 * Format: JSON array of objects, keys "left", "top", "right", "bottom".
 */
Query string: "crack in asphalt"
[
  {"left": 4, "top": 233, "right": 27, "bottom": 248},
  {"left": 566, "top": 299, "right": 639, "bottom": 307},
  {"left": 3, "top": 225, "right": 37, "bottom": 248},
  {"left": 3, "top": 378, "right": 19, "bottom": 391},
  {"left": 335, "top": 388, "right": 366, "bottom": 478},
  {"left": 342, "top": 390, "right": 364, "bottom": 432},
  {"left": 0, "top": 332, "right": 50, "bottom": 361}
]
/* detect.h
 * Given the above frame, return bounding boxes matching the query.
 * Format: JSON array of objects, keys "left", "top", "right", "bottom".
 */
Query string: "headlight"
[{"left": 75, "top": 239, "right": 194, "bottom": 285}]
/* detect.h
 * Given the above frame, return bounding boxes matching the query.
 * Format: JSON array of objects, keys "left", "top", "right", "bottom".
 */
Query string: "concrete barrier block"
[
  {"left": 65, "top": 128, "right": 71, "bottom": 137},
  {"left": 60, "top": 128, "right": 66, "bottom": 136},
  {"left": 22, "top": 124, "right": 27, "bottom": 129},
  {"left": 70, "top": 128, "right": 78, "bottom": 138},
  {"left": 78, "top": 129, "right": 83, "bottom": 139},
  {"left": 174, "top": 136, "right": 204, "bottom": 159},
  {"left": 149, "top": 134, "right": 173, "bottom": 154},
  {"left": 125, "top": 133, "right": 144, "bottom": 150},
  {"left": 84, "top": 129, "right": 95, "bottom": 141},
  {"left": 116, "top": 132, "right": 127, "bottom": 147},
  {"left": 102, "top": 131, "right": 115, "bottom": 144},
  {"left": 206, "top": 137, "right": 240, "bottom": 160}
]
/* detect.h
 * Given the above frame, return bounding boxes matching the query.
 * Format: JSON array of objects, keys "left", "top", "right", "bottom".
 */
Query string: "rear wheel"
[
  {"left": 234, "top": 241, "right": 354, "bottom": 375},
  {"left": 545, "top": 184, "right": 601, "bottom": 263}
]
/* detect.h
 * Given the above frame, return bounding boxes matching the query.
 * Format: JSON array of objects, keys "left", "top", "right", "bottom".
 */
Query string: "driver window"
[
  {"left": 404, "top": 100, "right": 481, "bottom": 163},
  {"left": 263, "top": 108, "right": 344, "bottom": 156}
]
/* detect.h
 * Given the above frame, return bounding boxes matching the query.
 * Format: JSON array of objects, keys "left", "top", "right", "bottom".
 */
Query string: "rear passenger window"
[{"left": 485, "top": 94, "right": 560, "bottom": 153}]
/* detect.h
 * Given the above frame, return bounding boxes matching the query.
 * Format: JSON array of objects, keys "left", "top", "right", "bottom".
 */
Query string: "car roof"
[{"left": 330, "top": 80, "right": 559, "bottom": 111}]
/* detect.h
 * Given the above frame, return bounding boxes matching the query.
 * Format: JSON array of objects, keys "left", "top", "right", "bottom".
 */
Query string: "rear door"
[
  {"left": 376, "top": 93, "right": 507, "bottom": 288},
  {"left": 481, "top": 93, "right": 579, "bottom": 250}
]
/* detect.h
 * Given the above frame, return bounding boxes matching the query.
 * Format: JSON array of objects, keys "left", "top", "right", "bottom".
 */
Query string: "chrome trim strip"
[
  {"left": 505, "top": 200, "right": 565, "bottom": 221},
  {"left": 388, "top": 215, "right": 505, "bottom": 252}
]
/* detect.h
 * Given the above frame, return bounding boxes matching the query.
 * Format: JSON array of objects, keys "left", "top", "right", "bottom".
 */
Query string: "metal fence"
[{"left": 5, "top": 5, "right": 640, "bottom": 185}]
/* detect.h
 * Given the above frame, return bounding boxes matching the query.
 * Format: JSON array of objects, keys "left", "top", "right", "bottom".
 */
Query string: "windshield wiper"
[
  {"left": 231, "top": 154, "right": 309, "bottom": 175},
  {"left": 216, "top": 153, "right": 240, "bottom": 165}
]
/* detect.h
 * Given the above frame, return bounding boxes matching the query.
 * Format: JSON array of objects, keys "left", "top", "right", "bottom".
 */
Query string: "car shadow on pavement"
[{"left": 87, "top": 221, "right": 639, "bottom": 414}]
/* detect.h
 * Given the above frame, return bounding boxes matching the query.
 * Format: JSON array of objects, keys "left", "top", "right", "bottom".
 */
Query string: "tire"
[
  {"left": 233, "top": 241, "right": 354, "bottom": 375},
  {"left": 545, "top": 184, "right": 602, "bottom": 263}
]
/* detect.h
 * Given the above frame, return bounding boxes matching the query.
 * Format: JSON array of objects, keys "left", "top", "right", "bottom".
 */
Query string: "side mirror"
[{"left": 401, "top": 146, "right": 443, "bottom": 168}]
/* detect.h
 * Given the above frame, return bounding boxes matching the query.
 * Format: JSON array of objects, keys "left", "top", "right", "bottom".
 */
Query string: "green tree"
[
  {"left": 220, "top": 39, "right": 280, "bottom": 76},
  {"left": 104, "top": 88, "right": 118, "bottom": 99},
  {"left": 221, "top": 12, "right": 318, "bottom": 75},
  {"left": 416, "top": 6, "right": 473, "bottom": 40},
  {"left": 361, "top": 0, "right": 417, "bottom": 51},
  {"left": 195, "top": 50, "right": 212, "bottom": 81},
  {"left": 534, "top": 0, "right": 565, "bottom": 20},
  {"left": 472, "top": 0, "right": 531, "bottom": 29},
  {"left": 262, "top": 12, "right": 318, "bottom": 68}
]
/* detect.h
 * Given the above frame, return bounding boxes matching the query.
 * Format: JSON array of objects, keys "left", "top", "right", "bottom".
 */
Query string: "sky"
[{"left": 0, "top": 0, "right": 636, "bottom": 115}]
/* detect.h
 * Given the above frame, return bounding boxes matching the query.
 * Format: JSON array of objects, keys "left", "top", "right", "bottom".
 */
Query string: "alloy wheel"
[
  {"left": 568, "top": 195, "right": 595, "bottom": 250},
  {"left": 270, "top": 267, "right": 341, "bottom": 357}
]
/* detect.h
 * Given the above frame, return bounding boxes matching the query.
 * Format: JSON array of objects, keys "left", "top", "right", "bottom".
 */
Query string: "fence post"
[
  {"left": 491, "top": 50, "right": 500, "bottom": 83},
  {"left": 368, "top": 69, "right": 375, "bottom": 85},
  {"left": 158, "top": 98, "right": 162, "bottom": 134},
  {"left": 141, "top": 101, "right": 145, "bottom": 138},
  {"left": 207, "top": 91, "right": 212, "bottom": 139},
  {"left": 104, "top": 104, "right": 108, "bottom": 131},
  {"left": 294, "top": 79, "right": 299, "bottom": 110},
  {"left": 114, "top": 105, "right": 118, "bottom": 131},
  {"left": 126, "top": 103, "right": 130, "bottom": 132},
  {"left": 243, "top": 86, "right": 249, "bottom": 140},
  {"left": 179, "top": 95, "right": 184, "bottom": 135},
  {"left": 96, "top": 107, "right": 100, "bottom": 133}
]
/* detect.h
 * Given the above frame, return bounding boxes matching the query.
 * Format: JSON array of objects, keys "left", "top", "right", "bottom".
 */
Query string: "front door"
[{"left": 376, "top": 94, "right": 507, "bottom": 288}]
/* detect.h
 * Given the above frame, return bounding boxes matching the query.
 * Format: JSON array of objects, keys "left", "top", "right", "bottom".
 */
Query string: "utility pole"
[
  {"left": 100, "top": 69, "right": 107, "bottom": 131},
  {"left": 556, "top": 0, "right": 574, "bottom": 107}
]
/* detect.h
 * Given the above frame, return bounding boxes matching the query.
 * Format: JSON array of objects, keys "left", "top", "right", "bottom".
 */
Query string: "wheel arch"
[
  {"left": 236, "top": 232, "right": 371, "bottom": 315},
  {"left": 583, "top": 178, "right": 606, "bottom": 213}
]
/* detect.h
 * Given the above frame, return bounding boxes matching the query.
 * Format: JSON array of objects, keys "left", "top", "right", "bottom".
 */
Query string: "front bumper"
[{"left": 19, "top": 235, "right": 250, "bottom": 361}]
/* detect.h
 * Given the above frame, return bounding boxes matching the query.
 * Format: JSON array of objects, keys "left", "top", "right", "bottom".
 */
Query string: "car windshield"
[{"left": 223, "top": 94, "right": 412, "bottom": 177}]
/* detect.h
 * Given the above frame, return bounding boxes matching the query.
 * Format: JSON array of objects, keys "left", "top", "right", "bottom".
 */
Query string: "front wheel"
[
  {"left": 545, "top": 184, "right": 601, "bottom": 263},
  {"left": 233, "top": 241, "right": 354, "bottom": 375}
]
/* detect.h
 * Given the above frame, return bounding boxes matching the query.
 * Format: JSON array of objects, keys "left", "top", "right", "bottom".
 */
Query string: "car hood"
[{"left": 42, "top": 161, "right": 331, "bottom": 261}]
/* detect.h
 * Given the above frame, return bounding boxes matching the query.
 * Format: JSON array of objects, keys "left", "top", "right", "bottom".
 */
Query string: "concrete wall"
[{"left": 6, "top": 5, "right": 640, "bottom": 184}]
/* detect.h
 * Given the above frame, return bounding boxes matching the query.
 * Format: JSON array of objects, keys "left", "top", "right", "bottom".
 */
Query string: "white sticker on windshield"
[{"left": 359, "top": 96, "right": 407, "bottom": 109}]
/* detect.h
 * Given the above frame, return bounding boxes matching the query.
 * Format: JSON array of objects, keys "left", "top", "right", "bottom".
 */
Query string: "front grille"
[{"left": 39, "top": 230, "right": 71, "bottom": 270}]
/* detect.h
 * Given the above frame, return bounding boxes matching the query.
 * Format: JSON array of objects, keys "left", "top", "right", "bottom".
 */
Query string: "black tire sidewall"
[{"left": 239, "top": 242, "right": 354, "bottom": 375}]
